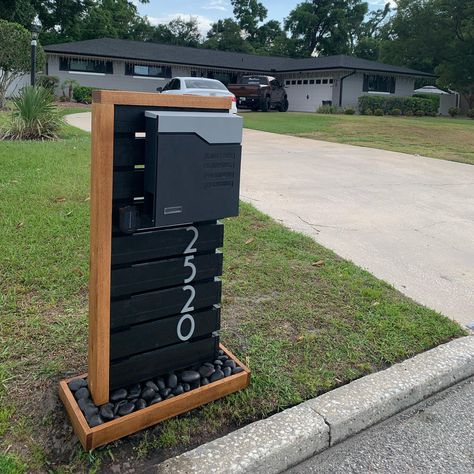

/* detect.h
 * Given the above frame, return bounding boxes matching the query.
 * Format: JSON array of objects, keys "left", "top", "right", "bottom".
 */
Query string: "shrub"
[
  {"left": 363, "top": 108, "right": 373, "bottom": 116},
  {"left": 414, "top": 109, "right": 425, "bottom": 116},
  {"left": 391, "top": 108, "right": 401, "bottom": 116},
  {"left": 344, "top": 107, "right": 355, "bottom": 115},
  {"left": 405, "top": 110, "right": 413, "bottom": 117},
  {"left": 37, "top": 75, "right": 59, "bottom": 95},
  {"left": 448, "top": 107, "right": 460, "bottom": 117},
  {"left": 1, "top": 86, "right": 63, "bottom": 140},
  {"left": 317, "top": 104, "right": 343, "bottom": 114},
  {"left": 358, "top": 95, "right": 437, "bottom": 116},
  {"left": 374, "top": 108, "right": 384, "bottom": 116},
  {"left": 467, "top": 109, "right": 474, "bottom": 119},
  {"left": 413, "top": 92, "right": 440, "bottom": 110},
  {"left": 73, "top": 85, "right": 94, "bottom": 104}
]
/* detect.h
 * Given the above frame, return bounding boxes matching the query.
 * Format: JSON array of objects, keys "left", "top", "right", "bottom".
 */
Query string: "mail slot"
[{"left": 144, "top": 111, "right": 243, "bottom": 228}]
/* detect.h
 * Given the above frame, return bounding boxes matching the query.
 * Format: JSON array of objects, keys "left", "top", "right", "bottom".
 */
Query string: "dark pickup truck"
[{"left": 228, "top": 75, "right": 289, "bottom": 112}]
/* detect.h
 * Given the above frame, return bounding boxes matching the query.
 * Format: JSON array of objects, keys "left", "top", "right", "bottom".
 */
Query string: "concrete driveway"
[
  {"left": 241, "top": 129, "right": 474, "bottom": 326},
  {"left": 66, "top": 112, "right": 474, "bottom": 326}
]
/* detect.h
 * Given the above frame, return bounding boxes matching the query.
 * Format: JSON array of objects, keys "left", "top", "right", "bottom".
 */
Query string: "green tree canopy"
[
  {"left": 150, "top": 17, "right": 201, "bottom": 47},
  {"left": 0, "top": 19, "right": 45, "bottom": 107},
  {"left": 285, "top": 0, "right": 368, "bottom": 56},
  {"left": 380, "top": 0, "right": 474, "bottom": 107},
  {"left": 204, "top": 18, "right": 254, "bottom": 53}
]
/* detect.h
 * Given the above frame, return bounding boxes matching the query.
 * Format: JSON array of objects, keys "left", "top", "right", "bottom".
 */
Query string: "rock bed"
[{"left": 67, "top": 349, "right": 244, "bottom": 428}]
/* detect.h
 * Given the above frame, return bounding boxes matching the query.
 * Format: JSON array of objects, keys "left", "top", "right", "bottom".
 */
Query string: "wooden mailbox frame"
[{"left": 88, "top": 90, "right": 234, "bottom": 405}]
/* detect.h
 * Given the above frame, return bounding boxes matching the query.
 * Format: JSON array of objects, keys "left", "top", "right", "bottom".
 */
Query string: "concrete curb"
[{"left": 155, "top": 336, "right": 474, "bottom": 474}]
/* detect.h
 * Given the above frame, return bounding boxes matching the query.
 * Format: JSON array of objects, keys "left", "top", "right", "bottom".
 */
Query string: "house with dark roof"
[{"left": 44, "top": 38, "right": 433, "bottom": 112}]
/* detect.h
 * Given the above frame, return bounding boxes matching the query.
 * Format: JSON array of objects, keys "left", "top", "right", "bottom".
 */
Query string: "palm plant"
[{"left": 1, "top": 86, "right": 63, "bottom": 140}]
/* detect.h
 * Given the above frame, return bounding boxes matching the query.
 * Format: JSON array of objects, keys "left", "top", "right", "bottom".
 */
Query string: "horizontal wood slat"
[
  {"left": 111, "top": 252, "right": 223, "bottom": 297},
  {"left": 110, "top": 306, "right": 220, "bottom": 360},
  {"left": 109, "top": 335, "right": 219, "bottom": 389},
  {"left": 110, "top": 279, "right": 222, "bottom": 330},
  {"left": 113, "top": 169, "right": 144, "bottom": 200},
  {"left": 111, "top": 222, "right": 223, "bottom": 265},
  {"left": 114, "top": 134, "right": 145, "bottom": 168}
]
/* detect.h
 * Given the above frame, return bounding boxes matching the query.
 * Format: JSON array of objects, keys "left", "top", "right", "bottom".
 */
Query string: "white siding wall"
[
  {"left": 2, "top": 72, "right": 30, "bottom": 98},
  {"left": 334, "top": 72, "right": 415, "bottom": 109},
  {"left": 47, "top": 56, "right": 188, "bottom": 94}
]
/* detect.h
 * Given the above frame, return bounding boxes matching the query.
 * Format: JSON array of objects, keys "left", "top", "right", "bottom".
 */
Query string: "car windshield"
[
  {"left": 240, "top": 76, "right": 268, "bottom": 85},
  {"left": 184, "top": 79, "right": 227, "bottom": 90}
]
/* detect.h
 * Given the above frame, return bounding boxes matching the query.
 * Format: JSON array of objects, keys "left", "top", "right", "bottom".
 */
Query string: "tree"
[
  {"left": 231, "top": 0, "right": 267, "bottom": 42},
  {"left": 150, "top": 17, "right": 201, "bottom": 47},
  {"left": 285, "top": 0, "right": 369, "bottom": 57},
  {"left": 380, "top": 0, "right": 474, "bottom": 108},
  {"left": 353, "top": 2, "right": 391, "bottom": 60},
  {"left": 0, "top": 0, "right": 35, "bottom": 29},
  {"left": 0, "top": 20, "right": 44, "bottom": 107},
  {"left": 204, "top": 18, "right": 254, "bottom": 53}
]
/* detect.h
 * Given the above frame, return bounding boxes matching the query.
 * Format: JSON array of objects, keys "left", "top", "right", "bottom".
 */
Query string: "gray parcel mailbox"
[{"left": 144, "top": 111, "right": 243, "bottom": 228}]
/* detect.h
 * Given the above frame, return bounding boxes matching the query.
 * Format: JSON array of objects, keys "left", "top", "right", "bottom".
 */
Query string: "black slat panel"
[
  {"left": 113, "top": 170, "right": 144, "bottom": 200},
  {"left": 114, "top": 105, "right": 228, "bottom": 133},
  {"left": 114, "top": 134, "right": 145, "bottom": 168},
  {"left": 111, "top": 252, "right": 223, "bottom": 297},
  {"left": 110, "top": 279, "right": 222, "bottom": 329},
  {"left": 109, "top": 335, "right": 219, "bottom": 389},
  {"left": 111, "top": 222, "right": 223, "bottom": 265},
  {"left": 110, "top": 306, "right": 220, "bottom": 360}
]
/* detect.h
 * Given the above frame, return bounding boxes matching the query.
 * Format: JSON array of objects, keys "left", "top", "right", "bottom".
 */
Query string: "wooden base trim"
[{"left": 59, "top": 344, "right": 250, "bottom": 451}]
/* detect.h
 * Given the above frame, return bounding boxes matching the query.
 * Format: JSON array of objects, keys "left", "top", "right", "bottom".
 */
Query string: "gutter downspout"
[{"left": 339, "top": 70, "right": 357, "bottom": 107}]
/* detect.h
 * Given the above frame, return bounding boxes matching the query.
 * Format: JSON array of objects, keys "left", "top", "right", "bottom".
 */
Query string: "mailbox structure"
[{"left": 58, "top": 91, "right": 250, "bottom": 450}]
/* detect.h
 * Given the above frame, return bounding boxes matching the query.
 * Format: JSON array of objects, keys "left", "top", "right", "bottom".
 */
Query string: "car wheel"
[
  {"left": 280, "top": 98, "right": 289, "bottom": 112},
  {"left": 261, "top": 97, "right": 271, "bottom": 112}
]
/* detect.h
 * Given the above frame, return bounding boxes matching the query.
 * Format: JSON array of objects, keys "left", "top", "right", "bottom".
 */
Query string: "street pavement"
[
  {"left": 66, "top": 113, "right": 474, "bottom": 326},
  {"left": 287, "top": 376, "right": 474, "bottom": 474}
]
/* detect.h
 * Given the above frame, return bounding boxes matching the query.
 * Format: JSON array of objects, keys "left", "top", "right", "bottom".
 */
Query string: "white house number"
[{"left": 177, "top": 226, "right": 199, "bottom": 341}]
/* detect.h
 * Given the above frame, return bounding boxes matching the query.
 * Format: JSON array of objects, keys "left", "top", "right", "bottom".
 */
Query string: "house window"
[
  {"left": 125, "top": 63, "right": 171, "bottom": 78},
  {"left": 309, "top": 79, "right": 314, "bottom": 84},
  {"left": 322, "top": 78, "right": 328, "bottom": 84},
  {"left": 329, "top": 78, "right": 334, "bottom": 84},
  {"left": 297, "top": 80, "right": 302, "bottom": 85},
  {"left": 363, "top": 74, "right": 396, "bottom": 93},
  {"left": 291, "top": 80, "right": 296, "bottom": 85},
  {"left": 303, "top": 79, "right": 308, "bottom": 84},
  {"left": 59, "top": 57, "right": 113, "bottom": 74},
  {"left": 285, "top": 80, "right": 291, "bottom": 85},
  {"left": 316, "top": 79, "right": 321, "bottom": 84}
]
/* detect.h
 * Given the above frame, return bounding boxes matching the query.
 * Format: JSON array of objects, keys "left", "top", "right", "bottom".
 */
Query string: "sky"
[{"left": 136, "top": 0, "right": 396, "bottom": 37}]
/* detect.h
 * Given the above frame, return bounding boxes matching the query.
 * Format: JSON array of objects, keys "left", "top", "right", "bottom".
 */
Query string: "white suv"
[{"left": 159, "top": 77, "right": 238, "bottom": 114}]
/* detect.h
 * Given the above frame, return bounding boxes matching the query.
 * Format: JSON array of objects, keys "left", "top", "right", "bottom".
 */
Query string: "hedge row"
[{"left": 358, "top": 96, "right": 438, "bottom": 116}]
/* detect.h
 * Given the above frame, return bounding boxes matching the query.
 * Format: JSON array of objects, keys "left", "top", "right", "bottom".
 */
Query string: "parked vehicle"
[
  {"left": 158, "top": 77, "right": 237, "bottom": 113},
  {"left": 228, "top": 76, "right": 289, "bottom": 112}
]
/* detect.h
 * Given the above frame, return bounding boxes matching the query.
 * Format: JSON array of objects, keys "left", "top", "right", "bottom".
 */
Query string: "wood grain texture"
[
  {"left": 59, "top": 345, "right": 250, "bottom": 451},
  {"left": 92, "top": 90, "right": 232, "bottom": 109},
  {"left": 58, "top": 378, "right": 92, "bottom": 451},
  {"left": 88, "top": 102, "right": 114, "bottom": 406}
]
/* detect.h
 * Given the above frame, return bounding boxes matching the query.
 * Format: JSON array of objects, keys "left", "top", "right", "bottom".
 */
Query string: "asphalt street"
[{"left": 288, "top": 376, "right": 474, "bottom": 474}]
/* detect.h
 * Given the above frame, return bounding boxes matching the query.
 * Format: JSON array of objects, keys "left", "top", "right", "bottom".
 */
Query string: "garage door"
[{"left": 284, "top": 78, "right": 334, "bottom": 112}]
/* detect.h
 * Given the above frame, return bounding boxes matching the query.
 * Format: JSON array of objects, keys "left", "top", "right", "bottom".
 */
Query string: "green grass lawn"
[
  {"left": 243, "top": 112, "right": 474, "bottom": 165},
  {"left": 0, "top": 117, "right": 465, "bottom": 472}
]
